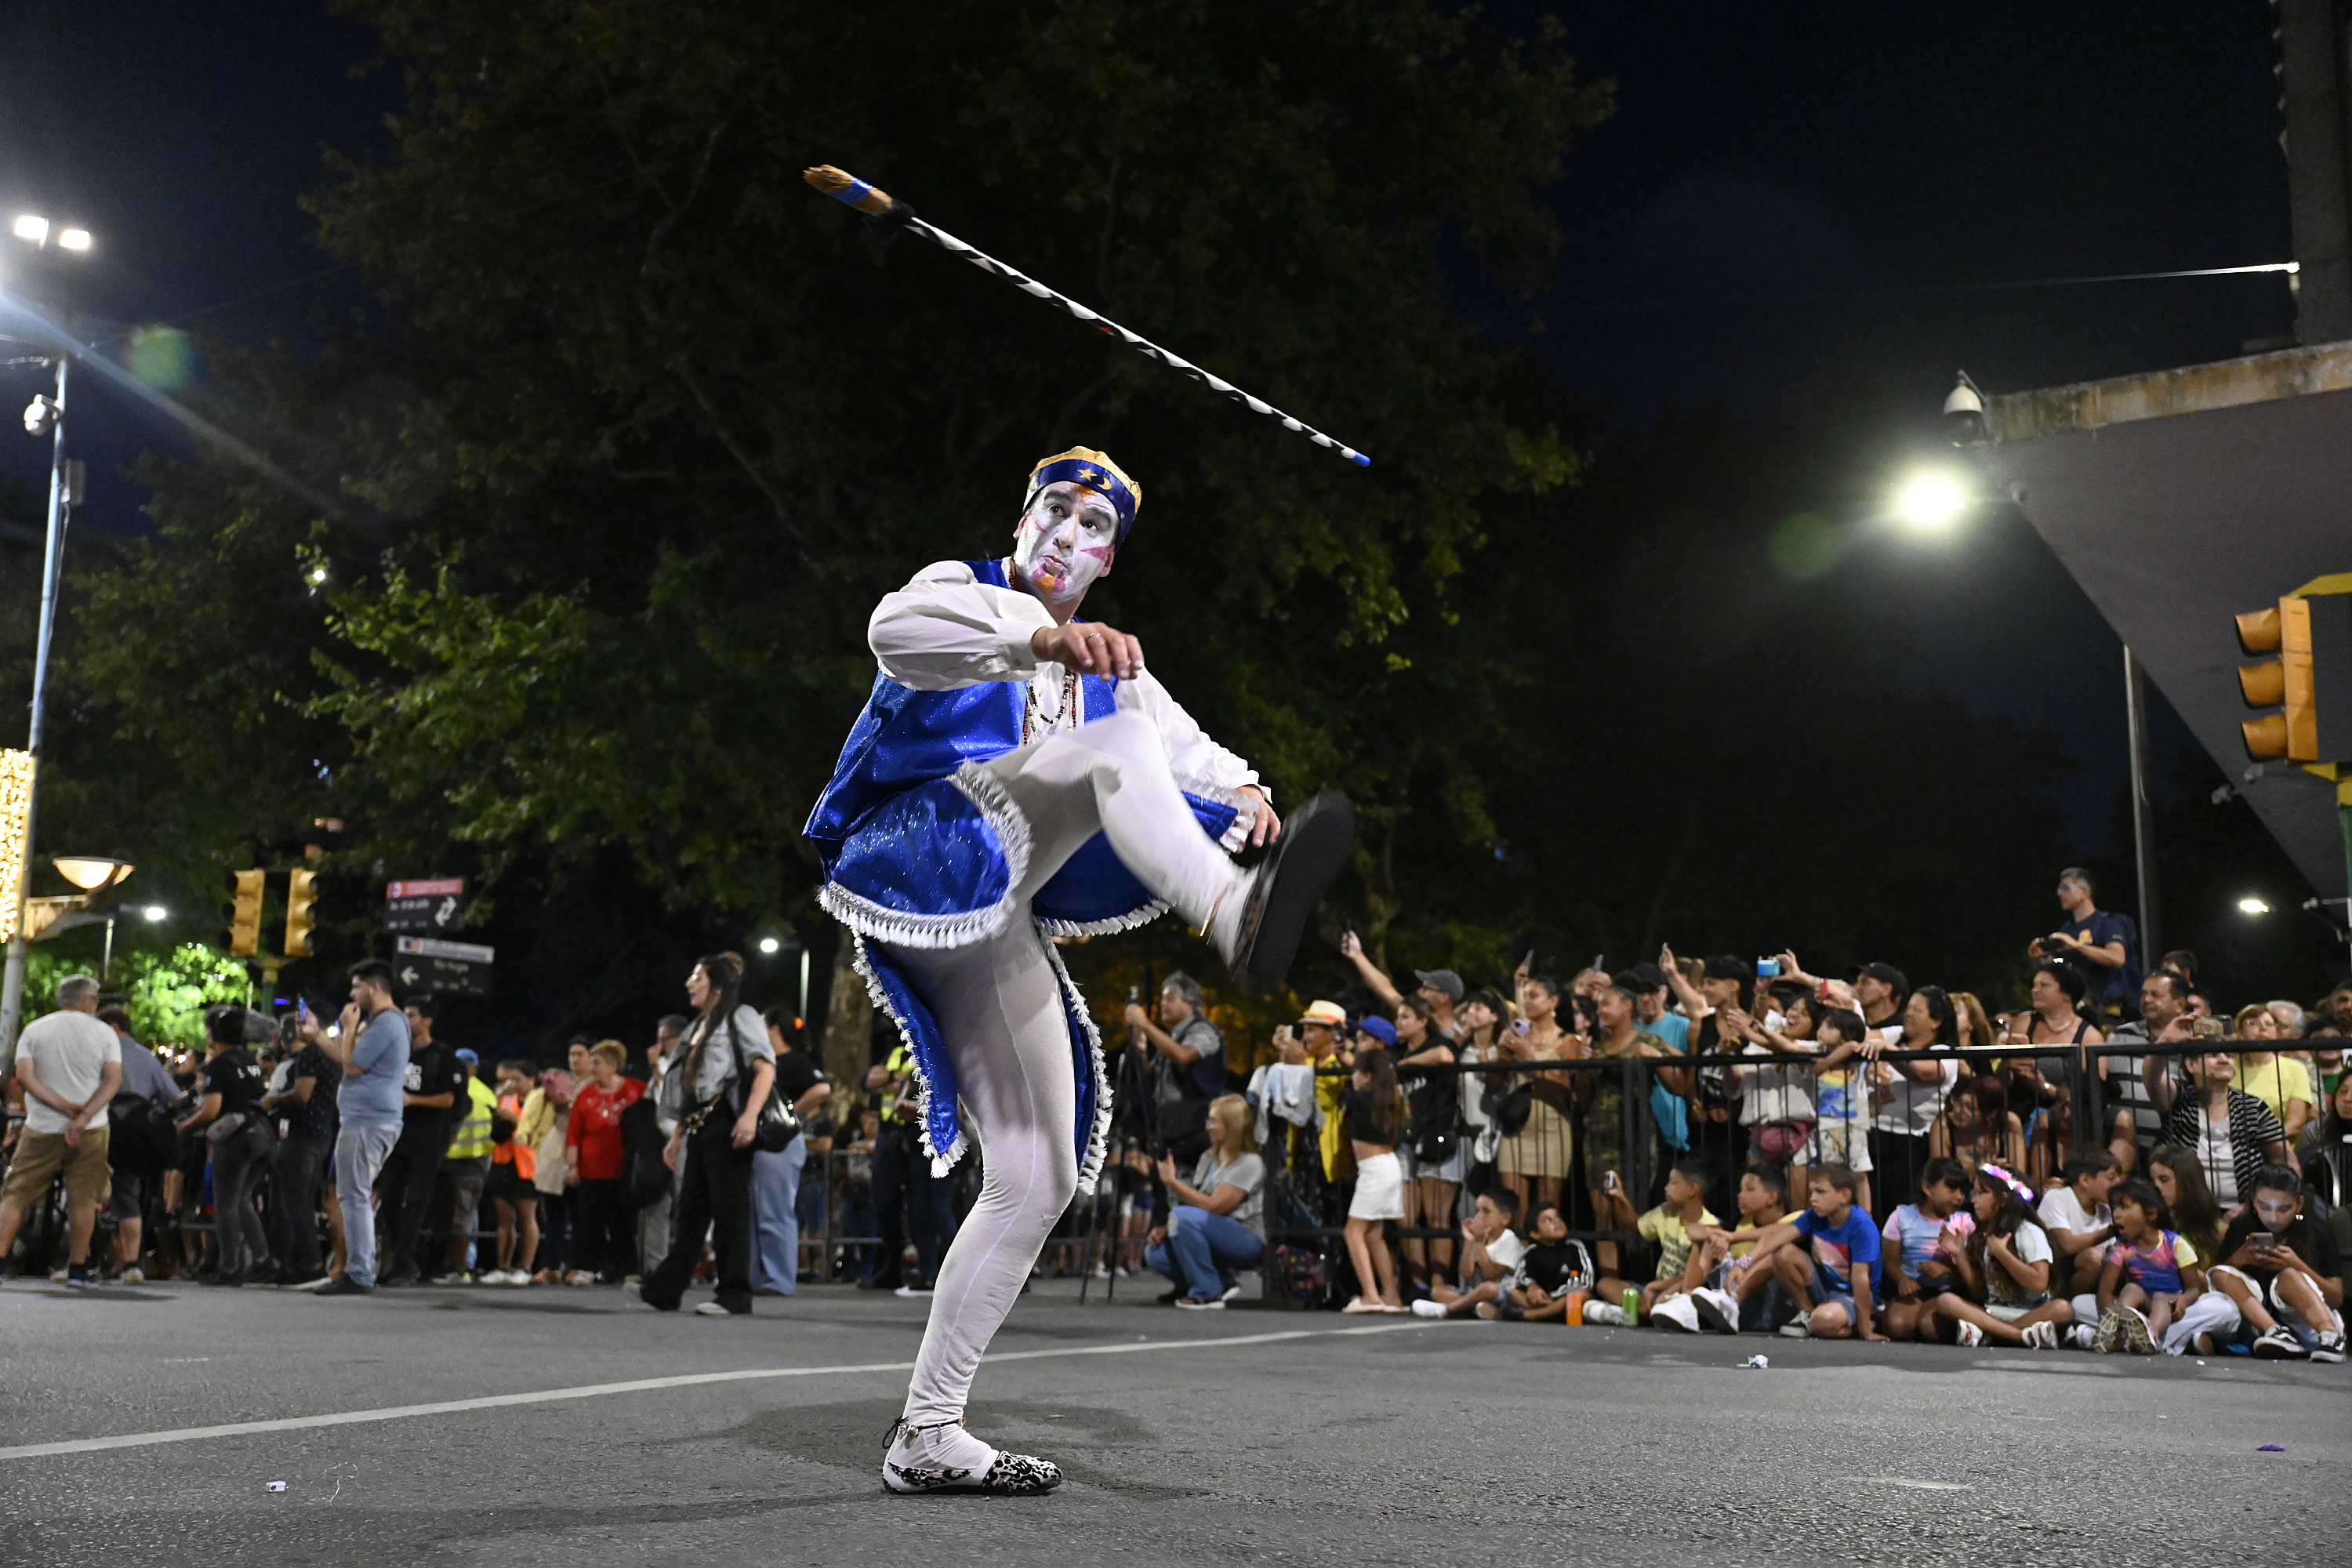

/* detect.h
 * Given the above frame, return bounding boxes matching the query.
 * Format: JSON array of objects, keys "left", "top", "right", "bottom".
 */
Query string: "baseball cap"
[
  {"left": 1356, "top": 1016, "right": 1399, "bottom": 1047},
  {"left": 1855, "top": 961, "right": 1910, "bottom": 996},
  {"left": 1413, "top": 969, "right": 1465, "bottom": 1004},
  {"left": 1298, "top": 1000, "right": 1348, "bottom": 1029},
  {"left": 1624, "top": 961, "right": 1670, "bottom": 992},
  {"left": 455, "top": 1047, "right": 480, "bottom": 1065}
]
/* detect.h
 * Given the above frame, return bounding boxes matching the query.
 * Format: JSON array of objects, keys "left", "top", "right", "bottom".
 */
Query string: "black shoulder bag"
[{"left": 722, "top": 1011, "right": 804, "bottom": 1154}]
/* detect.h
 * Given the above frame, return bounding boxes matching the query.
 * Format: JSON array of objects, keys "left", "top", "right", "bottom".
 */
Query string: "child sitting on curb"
[
  {"left": 1590, "top": 1159, "right": 1719, "bottom": 1326},
  {"left": 1495, "top": 1200, "right": 1592, "bottom": 1321},
  {"left": 2038, "top": 1152, "right": 2121, "bottom": 1298},
  {"left": 1881, "top": 1156, "right": 1973, "bottom": 1341},
  {"left": 2084, "top": 1176, "right": 2205, "bottom": 1354},
  {"left": 2207, "top": 1166, "right": 2345, "bottom": 1361},
  {"left": 1410, "top": 1187, "right": 1525, "bottom": 1319},
  {"left": 1673, "top": 1163, "right": 1803, "bottom": 1334},
  {"left": 1928, "top": 1162, "right": 2071, "bottom": 1349},
  {"left": 1737, "top": 1163, "right": 1886, "bottom": 1341}
]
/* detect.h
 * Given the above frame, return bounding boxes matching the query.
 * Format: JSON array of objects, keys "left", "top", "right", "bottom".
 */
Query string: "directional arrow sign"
[
  {"left": 394, "top": 934, "right": 493, "bottom": 996},
  {"left": 386, "top": 877, "right": 468, "bottom": 935}
]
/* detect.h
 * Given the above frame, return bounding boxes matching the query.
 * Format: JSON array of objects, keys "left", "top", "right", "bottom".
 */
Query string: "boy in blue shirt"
[{"left": 1740, "top": 1163, "right": 1886, "bottom": 1341}]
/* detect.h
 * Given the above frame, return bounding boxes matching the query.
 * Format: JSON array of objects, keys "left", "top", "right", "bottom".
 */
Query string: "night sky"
[{"left": 0, "top": 1, "right": 2313, "bottom": 922}]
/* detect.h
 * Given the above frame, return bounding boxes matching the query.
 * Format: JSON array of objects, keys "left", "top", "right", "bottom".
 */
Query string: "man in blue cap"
[{"left": 807, "top": 448, "right": 1352, "bottom": 1495}]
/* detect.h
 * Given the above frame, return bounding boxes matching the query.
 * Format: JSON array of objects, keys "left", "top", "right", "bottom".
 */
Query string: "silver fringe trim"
[
  {"left": 1037, "top": 927, "right": 1115, "bottom": 1198},
  {"left": 815, "top": 763, "right": 1033, "bottom": 952},
  {"left": 1172, "top": 772, "right": 1256, "bottom": 855},
  {"left": 1035, "top": 898, "right": 1170, "bottom": 940},
  {"left": 848, "top": 933, "right": 970, "bottom": 1177}
]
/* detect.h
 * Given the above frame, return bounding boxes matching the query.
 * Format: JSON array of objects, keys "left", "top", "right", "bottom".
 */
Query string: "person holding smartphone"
[{"left": 2208, "top": 1167, "right": 2345, "bottom": 1360}]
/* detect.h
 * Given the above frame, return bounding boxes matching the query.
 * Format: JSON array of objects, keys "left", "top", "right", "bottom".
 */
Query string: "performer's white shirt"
[{"left": 868, "top": 558, "right": 1267, "bottom": 803}]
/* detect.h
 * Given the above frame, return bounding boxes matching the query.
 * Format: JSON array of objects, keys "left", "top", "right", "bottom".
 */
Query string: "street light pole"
[{"left": 0, "top": 351, "right": 71, "bottom": 1060}]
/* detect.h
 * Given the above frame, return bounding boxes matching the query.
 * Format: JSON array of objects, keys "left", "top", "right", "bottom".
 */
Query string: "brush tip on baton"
[{"left": 803, "top": 164, "right": 895, "bottom": 218}]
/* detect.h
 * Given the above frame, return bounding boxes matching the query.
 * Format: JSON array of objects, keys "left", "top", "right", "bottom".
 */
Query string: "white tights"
[{"left": 891, "top": 712, "right": 1246, "bottom": 1426}]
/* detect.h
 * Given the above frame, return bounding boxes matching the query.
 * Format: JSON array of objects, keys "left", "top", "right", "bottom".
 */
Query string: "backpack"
[
  {"left": 107, "top": 1092, "right": 179, "bottom": 1177},
  {"left": 618, "top": 1095, "right": 670, "bottom": 1211}
]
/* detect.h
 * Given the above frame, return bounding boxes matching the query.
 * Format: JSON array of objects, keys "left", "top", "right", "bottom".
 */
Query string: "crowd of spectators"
[
  {"left": 1090, "top": 866, "right": 2351, "bottom": 1364},
  {"left": 3, "top": 863, "right": 2348, "bottom": 1370}
]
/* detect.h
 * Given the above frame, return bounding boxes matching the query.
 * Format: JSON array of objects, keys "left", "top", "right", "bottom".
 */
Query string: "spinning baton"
[{"left": 804, "top": 165, "right": 1370, "bottom": 467}]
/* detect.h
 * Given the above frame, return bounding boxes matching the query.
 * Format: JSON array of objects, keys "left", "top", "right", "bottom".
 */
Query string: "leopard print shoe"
[{"left": 882, "top": 1417, "right": 1064, "bottom": 1496}]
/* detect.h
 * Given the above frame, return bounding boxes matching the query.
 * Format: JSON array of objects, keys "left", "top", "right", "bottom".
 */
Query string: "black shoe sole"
[
  {"left": 1692, "top": 1294, "right": 1733, "bottom": 1334},
  {"left": 1229, "top": 791, "right": 1355, "bottom": 993}
]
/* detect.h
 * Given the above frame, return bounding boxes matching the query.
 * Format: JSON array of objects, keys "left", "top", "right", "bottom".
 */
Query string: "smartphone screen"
[{"left": 2251, "top": 1231, "right": 2275, "bottom": 1250}]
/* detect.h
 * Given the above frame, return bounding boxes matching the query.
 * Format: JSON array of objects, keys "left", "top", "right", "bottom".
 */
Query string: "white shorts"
[
  {"left": 1348, "top": 1151, "right": 1406, "bottom": 1221},
  {"left": 2211, "top": 1265, "right": 2344, "bottom": 1331}
]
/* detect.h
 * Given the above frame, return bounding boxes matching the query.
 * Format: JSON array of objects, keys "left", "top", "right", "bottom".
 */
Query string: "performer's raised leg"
[
  {"left": 881, "top": 922, "right": 1076, "bottom": 1495},
  {"left": 985, "top": 708, "right": 1245, "bottom": 937}
]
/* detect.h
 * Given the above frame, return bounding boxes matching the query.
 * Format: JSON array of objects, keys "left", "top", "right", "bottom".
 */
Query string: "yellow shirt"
[
  {"left": 1638, "top": 1203, "right": 1722, "bottom": 1283},
  {"left": 2231, "top": 1057, "right": 2314, "bottom": 1123},
  {"left": 1726, "top": 1209, "right": 1805, "bottom": 1262}
]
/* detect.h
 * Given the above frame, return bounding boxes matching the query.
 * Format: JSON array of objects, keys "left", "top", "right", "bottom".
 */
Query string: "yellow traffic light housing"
[
  {"left": 228, "top": 869, "right": 264, "bottom": 956},
  {"left": 285, "top": 867, "right": 318, "bottom": 957},
  {"left": 2237, "top": 577, "right": 2352, "bottom": 764}
]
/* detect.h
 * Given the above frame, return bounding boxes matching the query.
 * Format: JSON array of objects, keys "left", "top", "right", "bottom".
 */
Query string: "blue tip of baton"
[{"left": 1349, "top": 452, "right": 1370, "bottom": 466}]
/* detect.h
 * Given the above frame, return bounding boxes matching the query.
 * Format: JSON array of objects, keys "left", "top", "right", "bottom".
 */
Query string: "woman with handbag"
[{"left": 631, "top": 953, "right": 777, "bottom": 1316}]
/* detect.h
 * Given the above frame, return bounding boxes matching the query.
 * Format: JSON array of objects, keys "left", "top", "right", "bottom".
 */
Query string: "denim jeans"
[
  {"left": 209, "top": 1120, "right": 275, "bottom": 1278},
  {"left": 1144, "top": 1203, "right": 1263, "bottom": 1301},
  {"left": 334, "top": 1120, "right": 401, "bottom": 1287},
  {"left": 750, "top": 1135, "right": 807, "bottom": 1293}
]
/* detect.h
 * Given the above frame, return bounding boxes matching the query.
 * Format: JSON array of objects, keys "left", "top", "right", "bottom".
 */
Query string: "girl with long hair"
[
  {"left": 1341, "top": 1047, "right": 1408, "bottom": 1313},
  {"left": 632, "top": 953, "right": 776, "bottom": 1316},
  {"left": 1929, "top": 1163, "right": 2071, "bottom": 1348},
  {"left": 1392, "top": 996, "right": 1461, "bottom": 1290}
]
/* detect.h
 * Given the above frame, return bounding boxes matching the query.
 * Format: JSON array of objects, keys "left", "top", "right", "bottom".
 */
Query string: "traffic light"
[
  {"left": 228, "top": 869, "right": 264, "bottom": 956},
  {"left": 2238, "top": 577, "right": 2352, "bottom": 764},
  {"left": 284, "top": 867, "right": 318, "bottom": 957}
]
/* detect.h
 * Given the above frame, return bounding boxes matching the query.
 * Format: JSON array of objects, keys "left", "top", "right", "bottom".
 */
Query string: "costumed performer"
[{"left": 805, "top": 446, "right": 1352, "bottom": 1495}]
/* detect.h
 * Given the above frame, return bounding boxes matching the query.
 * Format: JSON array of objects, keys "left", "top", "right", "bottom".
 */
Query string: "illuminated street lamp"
[
  {"left": 2238, "top": 895, "right": 2273, "bottom": 916},
  {"left": 53, "top": 855, "right": 133, "bottom": 891},
  {"left": 0, "top": 218, "right": 100, "bottom": 1053}
]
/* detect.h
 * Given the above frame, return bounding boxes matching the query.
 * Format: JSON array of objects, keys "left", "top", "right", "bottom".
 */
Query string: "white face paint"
[{"left": 1012, "top": 481, "right": 1119, "bottom": 606}]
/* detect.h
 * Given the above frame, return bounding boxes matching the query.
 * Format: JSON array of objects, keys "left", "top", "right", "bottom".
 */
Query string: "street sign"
[
  {"left": 386, "top": 877, "right": 466, "bottom": 935},
  {"left": 394, "top": 934, "right": 493, "bottom": 996}
]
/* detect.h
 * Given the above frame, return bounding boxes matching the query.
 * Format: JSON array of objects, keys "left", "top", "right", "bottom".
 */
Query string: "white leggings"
[{"left": 888, "top": 711, "right": 1245, "bottom": 1426}]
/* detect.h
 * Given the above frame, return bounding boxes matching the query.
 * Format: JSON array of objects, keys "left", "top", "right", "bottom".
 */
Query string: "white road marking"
[
  {"left": 0, "top": 1321, "right": 1430, "bottom": 1462},
  {"left": 1855, "top": 1476, "right": 1974, "bottom": 1490}
]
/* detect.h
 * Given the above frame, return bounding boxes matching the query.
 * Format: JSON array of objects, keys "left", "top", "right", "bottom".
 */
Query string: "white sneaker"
[
  {"left": 2314, "top": 1328, "right": 2345, "bottom": 1364},
  {"left": 2021, "top": 1319, "right": 2059, "bottom": 1350},
  {"left": 1219, "top": 1282, "right": 1245, "bottom": 1303},
  {"left": 119, "top": 1267, "right": 146, "bottom": 1285},
  {"left": 1777, "top": 1319, "right": 1811, "bottom": 1339},
  {"left": 882, "top": 1417, "right": 1062, "bottom": 1496},
  {"left": 894, "top": 1283, "right": 932, "bottom": 1298},
  {"left": 693, "top": 1300, "right": 739, "bottom": 1316},
  {"left": 1955, "top": 1320, "right": 1984, "bottom": 1348},
  {"left": 1691, "top": 1286, "right": 1740, "bottom": 1334},
  {"left": 1581, "top": 1301, "right": 1626, "bottom": 1327},
  {"left": 1409, "top": 1299, "right": 1448, "bottom": 1319},
  {"left": 1650, "top": 1294, "right": 1702, "bottom": 1334},
  {"left": 1172, "top": 1296, "right": 1225, "bottom": 1310},
  {"left": 2069, "top": 1323, "right": 2096, "bottom": 1351}
]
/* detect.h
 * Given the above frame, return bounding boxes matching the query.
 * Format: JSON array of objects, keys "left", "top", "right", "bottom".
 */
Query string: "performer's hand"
[
  {"left": 1236, "top": 786, "right": 1279, "bottom": 848},
  {"left": 1031, "top": 620, "right": 1143, "bottom": 679}
]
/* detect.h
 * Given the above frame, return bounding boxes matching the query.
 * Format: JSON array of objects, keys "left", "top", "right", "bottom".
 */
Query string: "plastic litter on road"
[
  {"left": 2257, "top": 1444, "right": 2286, "bottom": 1452},
  {"left": 267, "top": 1481, "right": 288, "bottom": 1492},
  {"left": 1740, "top": 1354, "right": 1770, "bottom": 1369}
]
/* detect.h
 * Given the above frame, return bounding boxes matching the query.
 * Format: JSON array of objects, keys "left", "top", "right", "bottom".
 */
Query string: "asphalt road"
[{"left": 0, "top": 1275, "right": 2342, "bottom": 1567}]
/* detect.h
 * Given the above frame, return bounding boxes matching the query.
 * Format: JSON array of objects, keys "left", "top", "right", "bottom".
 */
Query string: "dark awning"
[{"left": 1980, "top": 342, "right": 2352, "bottom": 902}]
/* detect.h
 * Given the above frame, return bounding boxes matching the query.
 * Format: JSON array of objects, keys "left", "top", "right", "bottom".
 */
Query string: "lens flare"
[
  {"left": 1893, "top": 469, "right": 1969, "bottom": 531},
  {"left": 128, "top": 325, "right": 195, "bottom": 390}
]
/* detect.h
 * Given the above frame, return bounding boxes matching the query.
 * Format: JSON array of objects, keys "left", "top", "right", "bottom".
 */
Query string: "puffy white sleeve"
[
  {"left": 867, "top": 560, "right": 1055, "bottom": 691},
  {"left": 1116, "top": 669, "right": 1267, "bottom": 805}
]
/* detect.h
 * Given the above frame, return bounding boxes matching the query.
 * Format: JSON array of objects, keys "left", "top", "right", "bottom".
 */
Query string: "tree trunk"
[{"left": 821, "top": 927, "right": 874, "bottom": 1089}]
